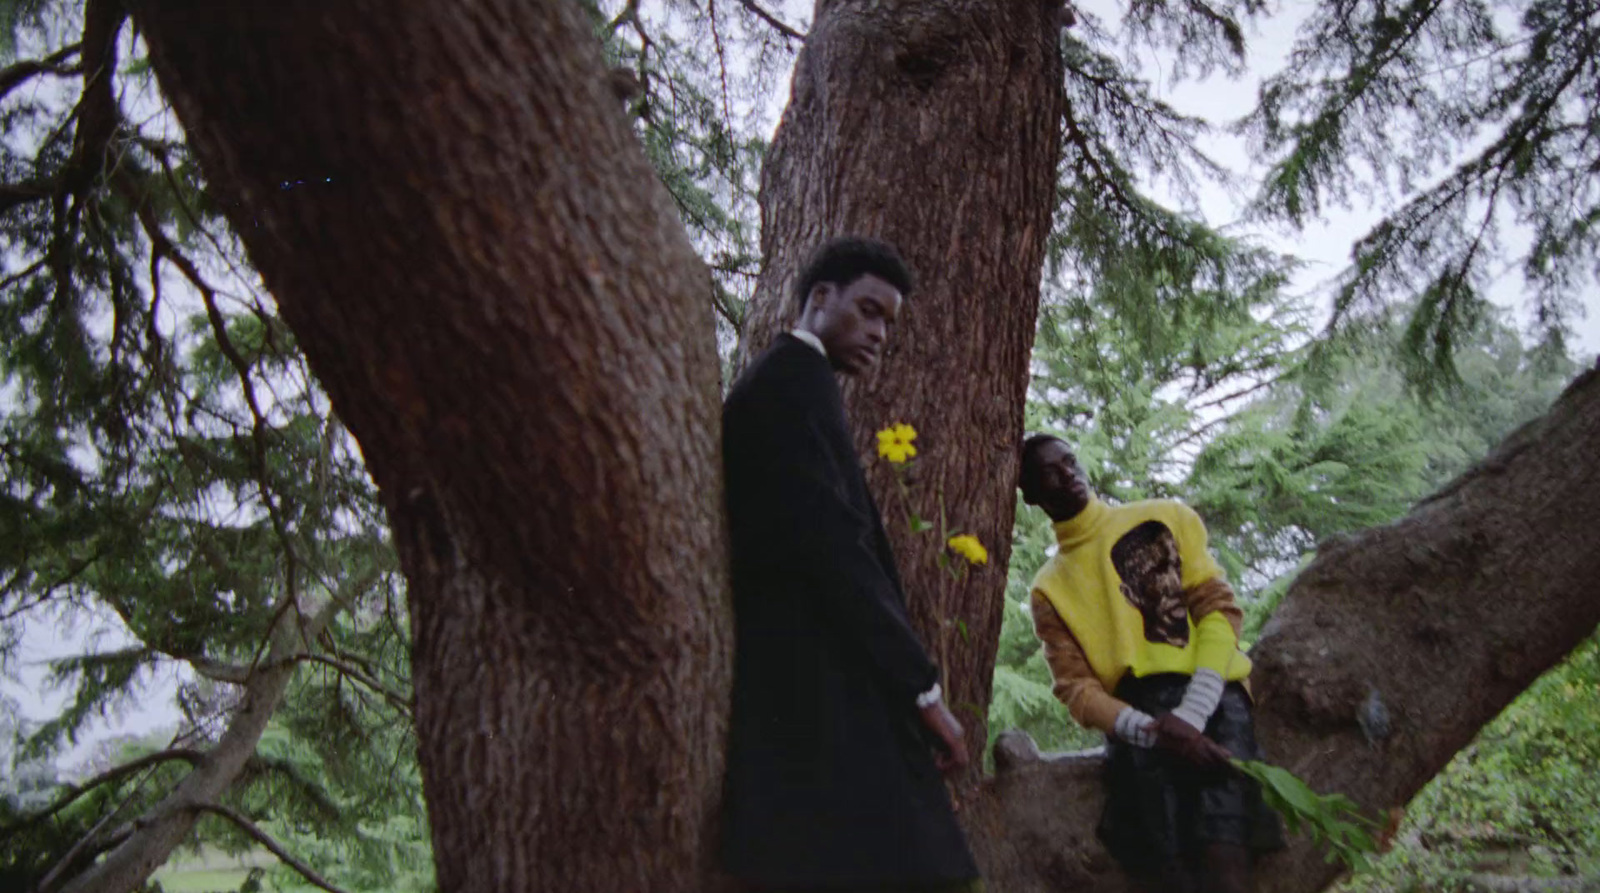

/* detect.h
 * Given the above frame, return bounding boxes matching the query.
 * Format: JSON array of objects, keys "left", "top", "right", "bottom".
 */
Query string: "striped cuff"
[
  {"left": 1170, "top": 668, "right": 1226, "bottom": 733},
  {"left": 1113, "top": 707, "right": 1156, "bottom": 748},
  {"left": 915, "top": 682, "right": 942, "bottom": 709}
]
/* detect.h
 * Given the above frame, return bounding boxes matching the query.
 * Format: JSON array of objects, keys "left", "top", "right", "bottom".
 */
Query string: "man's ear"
[{"left": 808, "top": 282, "right": 836, "bottom": 313}]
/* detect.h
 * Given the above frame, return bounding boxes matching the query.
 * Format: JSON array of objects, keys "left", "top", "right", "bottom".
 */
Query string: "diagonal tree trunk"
[
  {"left": 738, "top": 0, "right": 1066, "bottom": 777},
  {"left": 963, "top": 368, "right": 1600, "bottom": 892},
  {"left": 128, "top": 3, "right": 731, "bottom": 893},
  {"left": 53, "top": 597, "right": 343, "bottom": 893}
]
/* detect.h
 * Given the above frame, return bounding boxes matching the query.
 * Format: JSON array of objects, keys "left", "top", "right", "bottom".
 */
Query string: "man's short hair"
[
  {"left": 1018, "top": 433, "right": 1070, "bottom": 494},
  {"left": 794, "top": 237, "right": 915, "bottom": 312}
]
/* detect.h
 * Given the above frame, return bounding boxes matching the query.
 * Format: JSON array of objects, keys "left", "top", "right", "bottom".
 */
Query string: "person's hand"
[
  {"left": 1152, "top": 712, "right": 1232, "bottom": 769},
  {"left": 919, "top": 699, "right": 970, "bottom": 776}
]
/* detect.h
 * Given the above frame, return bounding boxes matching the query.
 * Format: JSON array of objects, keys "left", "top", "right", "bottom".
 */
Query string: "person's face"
[
  {"left": 803, "top": 274, "right": 902, "bottom": 375},
  {"left": 1022, "top": 440, "right": 1093, "bottom": 520}
]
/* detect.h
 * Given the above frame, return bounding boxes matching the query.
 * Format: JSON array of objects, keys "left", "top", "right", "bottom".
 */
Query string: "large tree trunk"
[
  {"left": 964, "top": 368, "right": 1600, "bottom": 892},
  {"left": 129, "top": 3, "right": 730, "bottom": 893},
  {"left": 120, "top": 3, "right": 1600, "bottom": 893},
  {"left": 739, "top": 0, "right": 1065, "bottom": 776}
]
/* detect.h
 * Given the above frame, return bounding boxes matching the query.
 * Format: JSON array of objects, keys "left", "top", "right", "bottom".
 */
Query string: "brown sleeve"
[
  {"left": 1030, "top": 590, "right": 1129, "bottom": 735},
  {"left": 1184, "top": 576, "right": 1243, "bottom": 637}
]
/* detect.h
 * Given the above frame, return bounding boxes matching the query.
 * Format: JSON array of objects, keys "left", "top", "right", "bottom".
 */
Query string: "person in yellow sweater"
[{"left": 1018, "top": 434, "right": 1282, "bottom": 893}]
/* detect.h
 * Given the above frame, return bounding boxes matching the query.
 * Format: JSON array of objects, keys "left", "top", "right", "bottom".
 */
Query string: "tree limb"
[
  {"left": 300, "top": 653, "right": 412, "bottom": 715},
  {"left": 0, "top": 180, "right": 58, "bottom": 216},
  {"left": 0, "top": 42, "right": 82, "bottom": 104},
  {"left": 734, "top": 0, "right": 805, "bottom": 42},
  {"left": 62, "top": 0, "right": 129, "bottom": 201},
  {"left": 0, "top": 748, "right": 204, "bottom": 844},
  {"left": 192, "top": 804, "right": 349, "bottom": 893},
  {"left": 606, "top": 0, "right": 640, "bottom": 33},
  {"left": 52, "top": 582, "right": 345, "bottom": 893}
]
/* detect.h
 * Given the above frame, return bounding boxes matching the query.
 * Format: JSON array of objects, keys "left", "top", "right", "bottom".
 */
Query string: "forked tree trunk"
[
  {"left": 738, "top": 0, "right": 1066, "bottom": 777},
  {"left": 963, "top": 369, "right": 1600, "bottom": 892},
  {"left": 130, "top": 3, "right": 730, "bottom": 893},
  {"left": 124, "top": 3, "right": 1600, "bottom": 893}
]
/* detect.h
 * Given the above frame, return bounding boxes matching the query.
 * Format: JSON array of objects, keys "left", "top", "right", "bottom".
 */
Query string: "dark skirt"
[{"left": 1098, "top": 673, "right": 1286, "bottom": 870}]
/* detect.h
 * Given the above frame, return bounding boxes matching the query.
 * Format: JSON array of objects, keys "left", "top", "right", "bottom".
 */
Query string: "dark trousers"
[{"left": 1098, "top": 673, "right": 1285, "bottom": 874}]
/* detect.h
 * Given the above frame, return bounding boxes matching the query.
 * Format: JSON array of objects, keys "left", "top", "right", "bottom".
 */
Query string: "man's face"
[
  {"left": 1022, "top": 439, "right": 1092, "bottom": 519},
  {"left": 804, "top": 274, "right": 903, "bottom": 375}
]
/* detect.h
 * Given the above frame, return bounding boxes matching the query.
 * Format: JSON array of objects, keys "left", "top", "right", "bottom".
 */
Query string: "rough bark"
[
  {"left": 965, "top": 369, "right": 1600, "bottom": 893},
  {"left": 739, "top": 0, "right": 1066, "bottom": 777},
  {"left": 128, "top": 3, "right": 730, "bottom": 893}
]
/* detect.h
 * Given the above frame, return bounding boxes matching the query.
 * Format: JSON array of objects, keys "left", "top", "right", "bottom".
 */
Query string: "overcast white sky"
[{"left": 6, "top": 0, "right": 1597, "bottom": 776}]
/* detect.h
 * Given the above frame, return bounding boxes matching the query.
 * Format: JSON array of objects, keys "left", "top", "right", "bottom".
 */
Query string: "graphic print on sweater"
[{"left": 1110, "top": 520, "right": 1190, "bottom": 647}]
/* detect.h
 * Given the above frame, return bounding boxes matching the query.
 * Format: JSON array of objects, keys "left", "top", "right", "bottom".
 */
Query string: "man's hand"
[
  {"left": 919, "top": 699, "right": 970, "bottom": 776},
  {"left": 1152, "top": 712, "right": 1232, "bottom": 769}
]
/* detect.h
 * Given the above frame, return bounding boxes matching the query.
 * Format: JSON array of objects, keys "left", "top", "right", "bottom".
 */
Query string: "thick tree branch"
[
  {"left": 0, "top": 180, "right": 58, "bottom": 215},
  {"left": 193, "top": 804, "right": 349, "bottom": 893},
  {"left": 0, "top": 42, "right": 82, "bottom": 103}
]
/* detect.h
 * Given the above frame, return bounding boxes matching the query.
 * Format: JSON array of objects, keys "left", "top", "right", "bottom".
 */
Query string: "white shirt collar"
[{"left": 789, "top": 329, "right": 827, "bottom": 359}]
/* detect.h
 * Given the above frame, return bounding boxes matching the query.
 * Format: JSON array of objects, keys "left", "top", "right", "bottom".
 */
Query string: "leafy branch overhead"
[{"left": 1245, "top": 0, "right": 1600, "bottom": 387}]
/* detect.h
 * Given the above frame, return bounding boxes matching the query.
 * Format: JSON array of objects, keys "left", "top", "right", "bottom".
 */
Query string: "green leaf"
[{"left": 1232, "top": 759, "right": 1378, "bottom": 870}]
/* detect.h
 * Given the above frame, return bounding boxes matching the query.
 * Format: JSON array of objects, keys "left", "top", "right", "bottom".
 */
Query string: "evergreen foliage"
[
  {"left": 1245, "top": 0, "right": 1600, "bottom": 387},
  {"left": 1, "top": 0, "right": 1595, "bottom": 890}
]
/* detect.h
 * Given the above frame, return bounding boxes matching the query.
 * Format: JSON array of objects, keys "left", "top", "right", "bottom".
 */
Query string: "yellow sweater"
[{"left": 1030, "top": 498, "right": 1250, "bottom": 733}]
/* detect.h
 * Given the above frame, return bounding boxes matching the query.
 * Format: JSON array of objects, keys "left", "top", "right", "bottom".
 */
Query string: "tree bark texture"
[
  {"left": 964, "top": 369, "right": 1600, "bottom": 893},
  {"left": 739, "top": 0, "right": 1065, "bottom": 776},
  {"left": 129, "top": 4, "right": 731, "bottom": 893}
]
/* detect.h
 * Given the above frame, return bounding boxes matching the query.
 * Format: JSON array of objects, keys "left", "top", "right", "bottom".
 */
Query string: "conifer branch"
[
  {"left": 735, "top": 0, "right": 805, "bottom": 42},
  {"left": 117, "top": 170, "right": 303, "bottom": 630},
  {"left": 301, "top": 654, "right": 413, "bottom": 715},
  {"left": 1188, "top": 372, "right": 1284, "bottom": 412},
  {"left": 193, "top": 804, "right": 350, "bottom": 893},
  {"left": 0, "top": 749, "right": 205, "bottom": 843}
]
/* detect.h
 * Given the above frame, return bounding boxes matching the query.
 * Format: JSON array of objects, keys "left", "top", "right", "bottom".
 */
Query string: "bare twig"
[
  {"left": 301, "top": 653, "right": 412, "bottom": 715},
  {"left": 1189, "top": 373, "right": 1285, "bottom": 412},
  {"left": 194, "top": 804, "right": 350, "bottom": 893},
  {"left": 735, "top": 0, "right": 805, "bottom": 42},
  {"left": 0, "top": 749, "right": 205, "bottom": 844},
  {"left": 0, "top": 257, "right": 48, "bottom": 292}
]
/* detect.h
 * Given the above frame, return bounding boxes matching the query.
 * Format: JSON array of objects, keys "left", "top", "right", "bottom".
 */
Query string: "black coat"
[{"left": 719, "top": 335, "right": 979, "bottom": 888}]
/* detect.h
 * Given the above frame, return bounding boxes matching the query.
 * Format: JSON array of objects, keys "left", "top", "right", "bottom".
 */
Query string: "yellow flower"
[
  {"left": 947, "top": 534, "right": 988, "bottom": 566},
  {"left": 875, "top": 422, "right": 918, "bottom": 464}
]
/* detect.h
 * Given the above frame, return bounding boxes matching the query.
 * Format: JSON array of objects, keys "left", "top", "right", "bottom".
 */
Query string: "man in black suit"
[{"left": 720, "top": 237, "right": 981, "bottom": 892}]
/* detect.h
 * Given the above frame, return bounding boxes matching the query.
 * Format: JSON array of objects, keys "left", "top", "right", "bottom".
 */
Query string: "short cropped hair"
[
  {"left": 794, "top": 237, "right": 915, "bottom": 312},
  {"left": 1018, "top": 433, "right": 1070, "bottom": 494}
]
